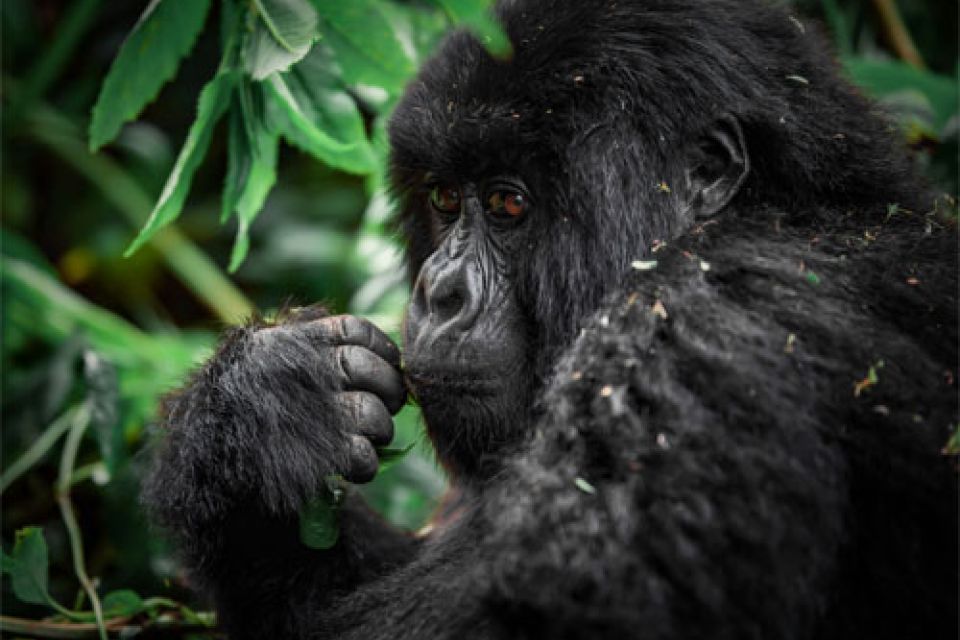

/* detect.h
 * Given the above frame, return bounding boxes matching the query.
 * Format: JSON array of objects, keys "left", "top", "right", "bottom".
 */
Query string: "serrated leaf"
[
  {"left": 245, "top": 0, "right": 318, "bottom": 80},
  {"left": 89, "top": 0, "right": 211, "bottom": 150},
  {"left": 3, "top": 527, "right": 51, "bottom": 606},
  {"left": 228, "top": 124, "right": 279, "bottom": 272},
  {"left": 222, "top": 106, "right": 253, "bottom": 223},
  {"left": 264, "top": 72, "right": 364, "bottom": 167},
  {"left": 311, "top": 0, "right": 415, "bottom": 94},
  {"left": 125, "top": 71, "right": 236, "bottom": 257},
  {"left": 269, "top": 53, "right": 377, "bottom": 174},
  {"left": 299, "top": 495, "right": 339, "bottom": 549},
  {"left": 432, "top": 0, "right": 512, "bottom": 58}
]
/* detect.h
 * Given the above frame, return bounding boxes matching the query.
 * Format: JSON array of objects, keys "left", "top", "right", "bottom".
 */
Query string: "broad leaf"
[
  {"left": 376, "top": 442, "right": 415, "bottom": 474},
  {"left": 299, "top": 494, "right": 340, "bottom": 550},
  {"left": 432, "top": 0, "right": 511, "bottom": 58},
  {"left": 102, "top": 590, "right": 145, "bottom": 617},
  {"left": 312, "top": 0, "right": 415, "bottom": 94},
  {"left": 245, "top": 0, "right": 318, "bottom": 80},
  {"left": 2, "top": 527, "right": 51, "bottom": 606},
  {"left": 843, "top": 59, "right": 958, "bottom": 131},
  {"left": 89, "top": 0, "right": 211, "bottom": 150},
  {"left": 125, "top": 72, "right": 236, "bottom": 257}
]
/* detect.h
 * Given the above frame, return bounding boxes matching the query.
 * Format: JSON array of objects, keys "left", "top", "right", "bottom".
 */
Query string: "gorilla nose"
[{"left": 410, "top": 259, "right": 481, "bottom": 336}]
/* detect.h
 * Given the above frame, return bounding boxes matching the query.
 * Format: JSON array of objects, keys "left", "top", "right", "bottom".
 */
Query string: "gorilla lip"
[{"left": 403, "top": 368, "right": 506, "bottom": 395}]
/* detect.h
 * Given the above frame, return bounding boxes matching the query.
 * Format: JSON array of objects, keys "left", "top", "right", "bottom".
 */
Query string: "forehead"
[{"left": 388, "top": 2, "right": 620, "bottom": 183}]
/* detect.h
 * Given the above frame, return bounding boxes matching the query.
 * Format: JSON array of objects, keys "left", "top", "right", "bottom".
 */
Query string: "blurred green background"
[{"left": 1, "top": 0, "right": 956, "bottom": 636}]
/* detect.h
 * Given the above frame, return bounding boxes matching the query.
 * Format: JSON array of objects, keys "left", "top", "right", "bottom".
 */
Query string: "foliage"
[
  {"left": 0, "top": 0, "right": 955, "bottom": 636},
  {"left": 90, "top": 0, "right": 509, "bottom": 271}
]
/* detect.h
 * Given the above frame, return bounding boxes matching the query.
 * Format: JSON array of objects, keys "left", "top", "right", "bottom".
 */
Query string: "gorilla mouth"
[{"left": 404, "top": 367, "right": 508, "bottom": 397}]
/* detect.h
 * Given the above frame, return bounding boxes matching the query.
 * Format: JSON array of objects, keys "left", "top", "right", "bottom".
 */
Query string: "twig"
[
  {"left": 1, "top": 79, "right": 255, "bottom": 324},
  {"left": 0, "top": 614, "right": 219, "bottom": 639},
  {"left": 0, "top": 405, "right": 81, "bottom": 493},
  {"left": 55, "top": 400, "right": 107, "bottom": 640},
  {"left": 870, "top": 0, "right": 926, "bottom": 69},
  {"left": 0, "top": 614, "right": 127, "bottom": 639}
]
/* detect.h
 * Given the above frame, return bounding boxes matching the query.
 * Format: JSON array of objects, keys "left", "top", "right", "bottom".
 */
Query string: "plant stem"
[
  {"left": 22, "top": 100, "right": 254, "bottom": 324},
  {"left": 5, "top": 0, "right": 103, "bottom": 124},
  {"left": 55, "top": 401, "right": 107, "bottom": 640},
  {"left": 870, "top": 0, "right": 926, "bottom": 70},
  {"left": 0, "top": 405, "right": 81, "bottom": 494}
]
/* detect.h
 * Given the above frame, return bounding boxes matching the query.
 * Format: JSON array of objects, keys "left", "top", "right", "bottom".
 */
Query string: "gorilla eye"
[
  {"left": 430, "top": 184, "right": 462, "bottom": 215},
  {"left": 488, "top": 190, "right": 528, "bottom": 218}
]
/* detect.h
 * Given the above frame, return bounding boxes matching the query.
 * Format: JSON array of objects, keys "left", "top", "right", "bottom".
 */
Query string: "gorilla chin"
[{"left": 404, "top": 329, "right": 535, "bottom": 476}]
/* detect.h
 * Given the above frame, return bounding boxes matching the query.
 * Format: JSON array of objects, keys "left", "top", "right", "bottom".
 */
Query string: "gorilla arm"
[
  {"left": 476, "top": 212, "right": 955, "bottom": 638},
  {"left": 142, "top": 310, "right": 418, "bottom": 638}
]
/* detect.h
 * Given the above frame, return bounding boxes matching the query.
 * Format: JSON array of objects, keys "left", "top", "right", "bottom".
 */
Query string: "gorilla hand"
[
  {"left": 150, "top": 309, "right": 407, "bottom": 521},
  {"left": 247, "top": 313, "right": 407, "bottom": 484}
]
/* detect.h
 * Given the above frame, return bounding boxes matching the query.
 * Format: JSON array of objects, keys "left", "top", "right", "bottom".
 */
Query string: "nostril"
[{"left": 434, "top": 290, "right": 465, "bottom": 321}]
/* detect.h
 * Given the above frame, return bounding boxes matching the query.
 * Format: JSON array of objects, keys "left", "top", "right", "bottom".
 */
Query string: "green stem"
[
  {"left": 22, "top": 99, "right": 254, "bottom": 324},
  {"left": 55, "top": 401, "right": 107, "bottom": 640},
  {"left": 0, "top": 405, "right": 81, "bottom": 494},
  {"left": 870, "top": 0, "right": 926, "bottom": 70},
  {"left": 5, "top": 0, "right": 103, "bottom": 124}
]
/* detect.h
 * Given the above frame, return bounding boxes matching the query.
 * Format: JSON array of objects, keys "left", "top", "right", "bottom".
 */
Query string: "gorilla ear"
[{"left": 679, "top": 115, "right": 750, "bottom": 220}]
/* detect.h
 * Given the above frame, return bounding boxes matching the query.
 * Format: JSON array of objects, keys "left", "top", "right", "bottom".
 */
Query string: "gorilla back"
[{"left": 142, "top": 1, "right": 958, "bottom": 639}]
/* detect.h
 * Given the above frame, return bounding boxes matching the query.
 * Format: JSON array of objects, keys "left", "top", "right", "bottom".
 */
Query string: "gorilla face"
[
  {"left": 401, "top": 175, "right": 537, "bottom": 474},
  {"left": 403, "top": 177, "right": 533, "bottom": 389}
]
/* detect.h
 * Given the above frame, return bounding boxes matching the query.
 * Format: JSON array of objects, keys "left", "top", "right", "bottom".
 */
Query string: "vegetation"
[{"left": 1, "top": 0, "right": 955, "bottom": 636}]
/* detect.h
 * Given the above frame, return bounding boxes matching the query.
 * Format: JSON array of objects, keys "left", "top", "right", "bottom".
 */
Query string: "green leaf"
[
  {"left": 268, "top": 52, "right": 377, "bottom": 174},
  {"left": 376, "top": 442, "right": 415, "bottom": 474},
  {"left": 3, "top": 527, "right": 52, "bottom": 606},
  {"left": 432, "top": 0, "right": 512, "bottom": 58},
  {"left": 227, "top": 123, "right": 279, "bottom": 273},
  {"left": 222, "top": 105, "right": 253, "bottom": 223},
  {"left": 125, "top": 71, "right": 236, "bottom": 257},
  {"left": 0, "top": 549, "right": 15, "bottom": 574},
  {"left": 843, "top": 58, "right": 959, "bottom": 132},
  {"left": 818, "top": 0, "right": 852, "bottom": 56},
  {"left": 101, "top": 590, "right": 145, "bottom": 617},
  {"left": 245, "top": 0, "right": 318, "bottom": 80},
  {"left": 574, "top": 477, "right": 596, "bottom": 495},
  {"left": 299, "top": 494, "right": 340, "bottom": 550},
  {"left": 89, "top": 0, "right": 212, "bottom": 150},
  {"left": 311, "top": 0, "right": 415, "bottom": 94}
]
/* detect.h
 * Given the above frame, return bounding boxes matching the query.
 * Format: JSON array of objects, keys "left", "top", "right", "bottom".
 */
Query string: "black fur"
[{"left": 143, "top": 1, "right": 958, "bottom": 638}]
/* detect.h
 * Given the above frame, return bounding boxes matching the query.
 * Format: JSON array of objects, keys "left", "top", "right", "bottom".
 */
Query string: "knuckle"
[{"left": 346, "top": 435, "right": 378, "bottom": 483}]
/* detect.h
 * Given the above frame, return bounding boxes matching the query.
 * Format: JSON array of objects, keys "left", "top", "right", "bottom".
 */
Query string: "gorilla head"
[{"left": 387, "top": 0, "right": 923, "bottom": 478}]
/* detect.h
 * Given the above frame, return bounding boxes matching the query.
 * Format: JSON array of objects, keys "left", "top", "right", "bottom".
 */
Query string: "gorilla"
[{"left": 143, "top": 0, "right": 958, "bottom": 638}]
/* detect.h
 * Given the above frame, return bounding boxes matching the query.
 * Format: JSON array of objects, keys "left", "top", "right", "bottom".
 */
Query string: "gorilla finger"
[
  {"left": 338, "top": 391, "right": 395, "bottom": 446},
  {"left": 304, "top": 315, "right": 401, "bottom": 369},
  {"left": 343, "top": 435, "right": 378, "bottom": 484},
  {"left": 337, "top": 346, "right": 407, "bottom": 414}
]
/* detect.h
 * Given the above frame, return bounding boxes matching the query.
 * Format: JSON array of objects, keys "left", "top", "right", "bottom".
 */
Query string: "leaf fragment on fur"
[{"left": 574, "top": 477, "right": 596, "bottom": 495}]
